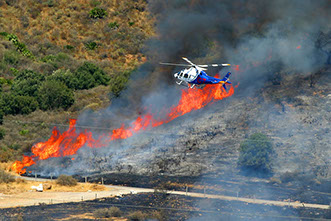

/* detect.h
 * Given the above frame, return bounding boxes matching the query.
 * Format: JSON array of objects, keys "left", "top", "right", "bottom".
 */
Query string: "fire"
[
  {"left": 296, "top": 45, "right": 301, "bottom": 49},
  {"left": 11, "top": 80, "right": 234, "bottom": 174}
]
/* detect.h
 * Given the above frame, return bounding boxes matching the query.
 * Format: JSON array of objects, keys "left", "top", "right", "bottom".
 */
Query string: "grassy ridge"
[{"left": 0, "top": 0, "right": 154, "bottom": 163}]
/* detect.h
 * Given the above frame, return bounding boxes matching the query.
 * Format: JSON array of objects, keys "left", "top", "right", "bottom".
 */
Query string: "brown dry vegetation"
[
  {"left": 0, "top": 0, "right": 154, "bottom": 63},
  {"left": 0, "top": 177, "right": 106, "bottom": 194},
  {"left": 0, "top": 0, "right": 155, "bottom": 164}
]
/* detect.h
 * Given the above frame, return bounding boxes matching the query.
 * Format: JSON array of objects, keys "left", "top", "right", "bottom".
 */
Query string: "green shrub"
[
  {"left": 90, "top": 0, "right": 101, "bottom": 7},
  {"left": 0, "top": 169, "right": 15, "bottom": 183},
  {"left": 128, "top": 21, "right": 135, "bottom": 26},
  {"left": 89, "top": 7, "right": 107, "bottom": 19},
  {"left": 37, "top": 80, "right": 75, "bottom": 110},
  {"left": 14, "top": 69, "right": 44, "bottom": 82},
  {"left": 73, "top": 62, "right": 110, "bottom": 90},
  {"left": 0, "top": 128, "right": 5, "bottom": 139},
  {"left": 44, "top": 0, "right": 55, "bottom": 7},
  {"left": 3, "top": 51, "right": 20, "bottom": 65},
  {"left": 108, "top": 21, "right": 119, "bottom": 29},
  {"left": 0, "top": 32, "right": 8, "bottom": 37},
  {"left": 1, "top": 33, "right": 34, "bottom": 59},
  {"left": 56, "top": 175, "right": 77, "bottom": 186},
  {"left": 238, "top": 133, "right": 274, "bottom": 174},
  {"left": 41, "top": 53, "right": 72, "bottom": 69},
  {"left": 0, "top": 94, "right": 38, "bottom": 115},
  {"left": 64, "top": 45, "right": 74, "bottom": 50},
  {"left": 85, "top": 41, "right": 98, "bottom": 50},
  {"left": 109, "top": 69, "right": 132, "bottom": 97},
  {"left": 11, "top": 70, "right": 45, "bottom": 97},
  {"left": 46, "top": 69, "right": 77, "bottom": 89},
  {"left": 9, "top": 67, "right": 19, "bottom": 76},
  {"left": 0, "top": 77, "right": 12, "bottom": 86},
  {"left": 19, "top": 129, "right": 29, "bottom": 136}
]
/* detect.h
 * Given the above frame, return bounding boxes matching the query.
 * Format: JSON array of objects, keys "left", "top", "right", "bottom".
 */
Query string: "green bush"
[
  {"left": 89, "top": 7, "right": 107, "bottom": 19},
  {"left": 0, "top": 94, "right": 38, "bottom": 115},
  {"left": 41, "top": 53, "right": 72, "bottom": 69},
  {"left": 3, "top": 51, "right": 20, "bottom": 65},
  {"left": 11, "top": 70, "right": 45, "bottom": 97},
  {"left": 64, "top": 45, "right": 74, "bottom": 50},
  {"left": 19, "top": 129, "right": 29, "bottom": 136},
  {"left": 56, "top": 175, "right": 77, "bottom": 186},
  {"left": 1, "top": 33, "right": 34, "bottom": 59},
  {"left": 85, "top": 41, "right": 98, "bottom": 50},
  {"left": 73, "top": 62, "right": 110, "bottom": 90},
  {"left": 0, "top": 169, "right": 15, "bottom": 183},
  {"left": 108, "top": 21, "right": 119, "bottom": 29},
  {"left": 109, "top": 69, "right": 132, "bottom": 97},
  {"left": 128, "top": 21, "right": 135, "bottom": 26},
  {"left": 0, "top": 128, "right": 5, "bottom": 139},
  {"left": 46, "top": 69, "right": 77, "bottom": 89},
  {"left": 238, "top": 133, "right": 274, "bottom": 174},
  {"left": 90, "top": 0, "right": 101, "bottom": 7},
  {"left": 37, "top": 80, "right": 75, "bottom": 110}
]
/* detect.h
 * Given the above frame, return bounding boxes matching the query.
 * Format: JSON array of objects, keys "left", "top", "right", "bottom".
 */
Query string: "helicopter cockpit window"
[
  {"left": 184, "top": 73, "right": 188, "bottom": 78},
  {"left": 180, "top": 72, "right": 183, "bottom": 77}
]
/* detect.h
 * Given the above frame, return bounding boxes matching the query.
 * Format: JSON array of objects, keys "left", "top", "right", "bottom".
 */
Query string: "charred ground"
[{"left": 1, "top": 193, "right": 330, "bottom": 221}]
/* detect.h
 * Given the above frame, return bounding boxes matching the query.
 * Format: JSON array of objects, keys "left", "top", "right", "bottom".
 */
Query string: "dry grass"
[
  {"left": 0, "top": 0, "right": 154, "bottom": 162},
  {"left": 55, "top": 213, "right": 127, "bottom": 221},
  {"left": 0, "top": 0, "right": 154, "bottom": 63},
  {"left": 0, "top": 177, "right": 106, "bottom": 194}
]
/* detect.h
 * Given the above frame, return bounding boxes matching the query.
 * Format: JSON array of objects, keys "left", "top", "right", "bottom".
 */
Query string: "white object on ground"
[{"left": 31, "top": 184, "right": 43, "bottom": 192}]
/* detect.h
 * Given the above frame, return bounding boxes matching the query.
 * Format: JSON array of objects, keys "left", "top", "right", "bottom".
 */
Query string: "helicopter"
[{"left": 160, "top": 57, "right": 232, "bottom": 89}]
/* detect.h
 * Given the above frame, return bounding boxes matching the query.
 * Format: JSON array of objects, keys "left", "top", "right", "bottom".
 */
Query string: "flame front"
[{"left": 11, "top": 81, "right": 234, "bottom": 174}]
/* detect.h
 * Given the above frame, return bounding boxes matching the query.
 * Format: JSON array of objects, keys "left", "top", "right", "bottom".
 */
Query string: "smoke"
[
  {"left": 24, "top": 0, "right": 330, "bottom": 199},
  {"left": 21, "top": 1, "right": 331, "bottom": 219}
]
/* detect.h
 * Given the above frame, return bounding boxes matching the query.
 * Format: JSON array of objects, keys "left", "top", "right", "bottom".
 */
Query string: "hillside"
[
  {"left": 0, "top": 0, "right": 154, "bottom": 162},
  {"left": 0, "top": 1, "right": 330, "bottom": 220}
]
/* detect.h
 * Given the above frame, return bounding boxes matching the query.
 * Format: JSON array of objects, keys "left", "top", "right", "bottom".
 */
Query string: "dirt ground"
[{"left": 0, "top": 178, "right": 329, "bottom": 210}]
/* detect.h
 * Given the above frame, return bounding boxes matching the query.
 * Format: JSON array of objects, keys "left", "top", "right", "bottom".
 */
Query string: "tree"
[
  {"left": 37, "top": 80, "right": 75, "bottom": 110},
  {"left": 73, "top": 62, "right": 109, "bottom": 90},
  {"left": 11, "top": 70, "right": 44, "bottom": 97},
  {"left": 109, "top": 69, "right": 132, "bottom": 97},
  {"left": 0, "top": 94, "right": 38, "bottom": 115},
  {"left": 238, "top": 133, "right": 274, "bottom": 174}
]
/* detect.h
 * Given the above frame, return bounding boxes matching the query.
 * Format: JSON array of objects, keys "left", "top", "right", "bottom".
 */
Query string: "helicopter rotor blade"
[
  {"left": 198, "top": 64, "right": 231, "bottom": 67},
  {"left": 159, "top": 62, "right": 191, "bottom": 67},
  {"left": 182, "top": 57, "right": 196, "bottom": 66}
]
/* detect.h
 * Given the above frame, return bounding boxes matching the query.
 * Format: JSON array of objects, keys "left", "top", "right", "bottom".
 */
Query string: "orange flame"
[
  {"left": 296, "top": 45, "right": 301, "bottom": 49},
  {"left": 11, "top": 80, "right": 234, "bottom": 174}
]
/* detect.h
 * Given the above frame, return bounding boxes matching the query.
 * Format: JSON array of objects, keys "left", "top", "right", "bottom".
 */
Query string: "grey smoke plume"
[
  {"left": 30, "top": 0, "right": 330, "bottom": 181},
  {"left": 27, "top": 2, "right": 330, "bottom": 219}
]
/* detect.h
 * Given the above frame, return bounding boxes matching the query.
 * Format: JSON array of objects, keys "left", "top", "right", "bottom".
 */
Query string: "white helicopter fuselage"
[
  {"left": 174, "top": 67, "right": 200, "bottom": 83},
  {"left": 160, "top": 57, "right": 231, "bottom": 89}
]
